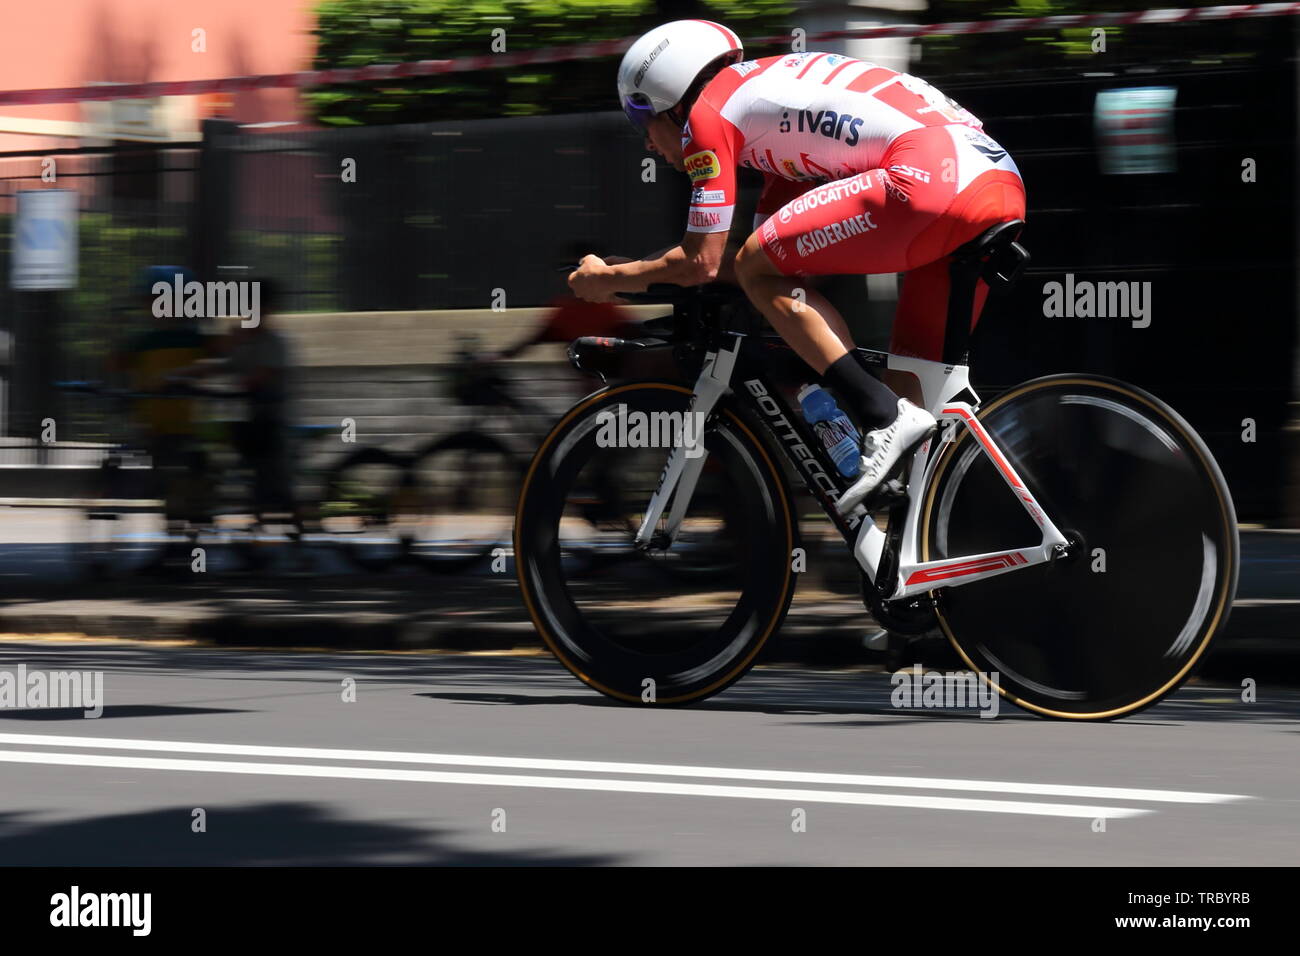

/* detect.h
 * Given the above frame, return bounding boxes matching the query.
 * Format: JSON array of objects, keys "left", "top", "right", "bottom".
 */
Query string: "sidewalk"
[
  {"left": 0, "top": 531, "right": 1293, "bottom": 675},
  {"left": 0, "top": 571, "right": 876, "bottom": 666}
]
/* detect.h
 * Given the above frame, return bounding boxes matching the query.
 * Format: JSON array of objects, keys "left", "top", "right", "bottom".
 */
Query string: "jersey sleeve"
[{"left": 681, "top": 100, "right": 740, "bottom": 234}]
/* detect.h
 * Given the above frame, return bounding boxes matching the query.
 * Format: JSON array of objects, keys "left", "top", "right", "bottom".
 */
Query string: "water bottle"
[{"left": 798, "top": 384, "right": 861, "bottom": 478}]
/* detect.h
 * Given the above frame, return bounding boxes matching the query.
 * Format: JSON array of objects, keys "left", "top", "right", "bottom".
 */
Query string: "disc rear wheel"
[{"left": 922, "top": 375, "right": 1238, "bottom": 720}]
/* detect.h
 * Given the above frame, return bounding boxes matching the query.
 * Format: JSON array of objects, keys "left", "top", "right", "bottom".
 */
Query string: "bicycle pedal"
[{"left": 872, "top": 478, "right": 907, "bottom": 504}]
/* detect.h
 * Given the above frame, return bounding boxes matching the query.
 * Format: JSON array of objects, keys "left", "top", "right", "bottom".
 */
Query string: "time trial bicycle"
[{"left": 514, "top": 221, "right": 1239, "bottom": 719}]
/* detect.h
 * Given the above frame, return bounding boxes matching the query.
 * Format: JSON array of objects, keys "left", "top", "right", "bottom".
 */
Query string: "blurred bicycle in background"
[{"left": 55, "top": 379, "right": 404, "bottom": 577}]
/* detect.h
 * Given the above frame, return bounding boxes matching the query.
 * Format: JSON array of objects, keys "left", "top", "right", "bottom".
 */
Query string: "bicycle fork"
[{"left": 633, "top": 337, "right": 740, "bottom": 550}]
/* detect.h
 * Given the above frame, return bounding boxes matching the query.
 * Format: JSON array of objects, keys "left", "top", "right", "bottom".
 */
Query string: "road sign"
[
  {"left": 10, "top": 189, "right": 78, "bottom": 291},
  {"left": 82, "top": 82, "right": 173, "bottom": 143},
  {"left": 1095, "top": 86, "right": 1178, "bottom": 176}
]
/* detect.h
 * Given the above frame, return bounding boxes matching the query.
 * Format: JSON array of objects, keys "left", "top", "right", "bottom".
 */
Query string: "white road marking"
[
  {"left": 0, "top": 749, "right": 1148, "bottom": 818},
  {"left": 0, "top": 732, "right": 1250, "bottom": 806}
]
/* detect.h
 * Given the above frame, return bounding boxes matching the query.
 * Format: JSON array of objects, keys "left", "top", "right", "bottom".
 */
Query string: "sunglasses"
[{"left": 622, "top": 93, "right": 655, "bottom": 130}]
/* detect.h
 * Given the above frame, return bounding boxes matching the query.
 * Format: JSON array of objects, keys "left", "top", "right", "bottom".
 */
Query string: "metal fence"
[
  {"left": 193, "top": 111, "right": 688, "bottom": 312},
  {"left": 0, "top": 143, "right": 201, "bottom": 443},
  {"left": 927, "top": 50, "right": 1297, "bottom": 520},
  {"left": 0, "top": 112, "right": 687, "bottom": 446}
]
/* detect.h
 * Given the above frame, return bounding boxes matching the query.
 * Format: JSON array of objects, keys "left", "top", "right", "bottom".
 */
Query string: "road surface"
[{"left": 0, "top": 639, "right": 1294, "bottom": 865}]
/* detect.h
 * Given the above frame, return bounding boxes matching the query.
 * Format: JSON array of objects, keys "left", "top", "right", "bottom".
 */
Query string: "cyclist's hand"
[
  {"left": 467, "top": 350, "right": 501, "bottom": 368},
  {"left": 568, "top": 255, "right": 620, "bottom": 303}
]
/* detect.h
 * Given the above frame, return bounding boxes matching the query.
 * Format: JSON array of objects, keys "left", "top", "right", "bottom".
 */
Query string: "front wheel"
[
  {"left": 515, "top": 382, "right": 798, "bottom": 705},
  {"left": 922, "top": 374, "right": 1239, "bottom": 720}
]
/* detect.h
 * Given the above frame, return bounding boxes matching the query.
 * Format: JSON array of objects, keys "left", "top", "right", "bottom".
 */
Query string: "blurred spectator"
[
  {"left": 109, "top": 266, "right": 211, "bottom": 559},
  {"left": 481, "top": 243, "right": 639, "bottom": 364},
  {"left": 193, "top": 278, "right": 296, "bottom": 518}
]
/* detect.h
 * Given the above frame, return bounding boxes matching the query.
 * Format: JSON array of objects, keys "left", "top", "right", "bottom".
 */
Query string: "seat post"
[
  {"left": 939, "top": 219, "right": 1029, "bottom": 367},
  {"left": 943, "top": 256, "right": 983, "bottom": 367}
]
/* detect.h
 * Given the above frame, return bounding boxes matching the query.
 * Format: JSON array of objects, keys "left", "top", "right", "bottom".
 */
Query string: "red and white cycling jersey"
[
  {"left": 680, "top": 51, "right": 1026, "bottom": 362},
  {"left": 682, "top": 52, "right": 1005, "bottom": 234}
]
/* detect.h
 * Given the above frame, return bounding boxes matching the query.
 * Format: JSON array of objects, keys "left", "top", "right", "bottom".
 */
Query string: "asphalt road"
[{"left": 0, "top": 639, "right": 1295, "bottom": 866}]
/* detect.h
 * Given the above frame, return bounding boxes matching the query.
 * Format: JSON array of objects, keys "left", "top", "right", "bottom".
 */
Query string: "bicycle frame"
[{"left": 634, "top": 331, "right": 1070, "bottom": 602}]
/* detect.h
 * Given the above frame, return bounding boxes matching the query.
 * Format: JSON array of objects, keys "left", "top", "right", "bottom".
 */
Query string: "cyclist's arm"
[
  {"left": 478, "top": 335, "right": 537, "bottom": 363},
  {"left": 631, "top": 244, "right": 680, "bottom": 262},
  {"left": 604, "top": 242, "right": 723, "bottom": 277},
  {"left": 595, "top": 231, "right": 728, "bottom": 292},
  {"left": 595, "top": 94, "right": 745, "bottom": 293}
]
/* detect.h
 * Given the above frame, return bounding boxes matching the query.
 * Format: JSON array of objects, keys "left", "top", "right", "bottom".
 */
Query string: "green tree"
[{"left": 308, "top": 0, "right": 794, "bottom": 125}]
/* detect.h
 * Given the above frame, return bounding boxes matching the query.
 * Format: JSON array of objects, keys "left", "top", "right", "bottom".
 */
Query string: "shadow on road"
[
  {"left": 0, "top": 804, "right": 620, "bottom": 866},
  {"left": 1, "top": 639, "right": 1291, "bottom": 725},
  {"left": 0, "top": 705, "right": 250, "bottom": 721}
]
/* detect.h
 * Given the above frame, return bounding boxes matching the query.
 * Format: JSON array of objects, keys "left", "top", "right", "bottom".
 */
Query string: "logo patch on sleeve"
[
  {"left": 690, "top": 187, "right": 726, "bottom": 205},
  {"left": 684, "top": 150, "right": 721, "bottom": 182}
]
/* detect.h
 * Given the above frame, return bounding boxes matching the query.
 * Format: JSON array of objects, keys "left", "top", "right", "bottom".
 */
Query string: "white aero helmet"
[{"left": 617, "top": 20, "right": 743, "bottom": 128}]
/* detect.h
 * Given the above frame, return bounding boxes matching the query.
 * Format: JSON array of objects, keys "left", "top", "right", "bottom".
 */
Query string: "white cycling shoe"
[{"left": 835, "top": 399, "right": 937, "bottom": 516}]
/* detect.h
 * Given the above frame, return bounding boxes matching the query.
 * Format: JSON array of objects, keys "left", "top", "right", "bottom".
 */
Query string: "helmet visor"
[{"left": 621, "top": 92, "right": 655, "bottom": 130}]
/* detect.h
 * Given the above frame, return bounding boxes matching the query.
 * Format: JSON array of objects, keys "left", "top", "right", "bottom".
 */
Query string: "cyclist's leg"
[
  {"left": 735, "top": 176, "right": 858, "bottom": 352},
  {"left": 734, "top": 127, "right": 964, "bottom": 430},
  {"left": 266, "top": 425, "right": 296, "bottom": 517},
  {"left": 734, "top": 240, "right": 855, "bottom": 361},
  {"left": 890, "top": 167, "right": 1027, "bottom": 362},
  {"left": 141, "top": 434, "right": 198, "bottom": 570},
  {"left": 147, "top": 435, "right": 192, "bottom": 522},
  {"left": 734, "top": 184, "right": 898, "bottom": 431},
  {"left": 244, "top": 417, "right": 293, "bottom": 516}
]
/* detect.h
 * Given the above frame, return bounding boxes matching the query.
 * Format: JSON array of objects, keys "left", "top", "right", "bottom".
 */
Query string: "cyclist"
[
  {"left": 178, "top": 277, "right": 296, "bottom": 518},
  {"left": 110, "top": 265, "right": 211, "bottom": 559},
  {"left": 113, "top": 266, "right": 207, "bottom": 449},
  {"left": 568, "top": 20, "right": 1025, "bottom": 513}
]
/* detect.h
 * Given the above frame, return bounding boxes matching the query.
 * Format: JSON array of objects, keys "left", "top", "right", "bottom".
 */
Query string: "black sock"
[{"left": 823, "top": 351, "right": 899, "bottom": 432}]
